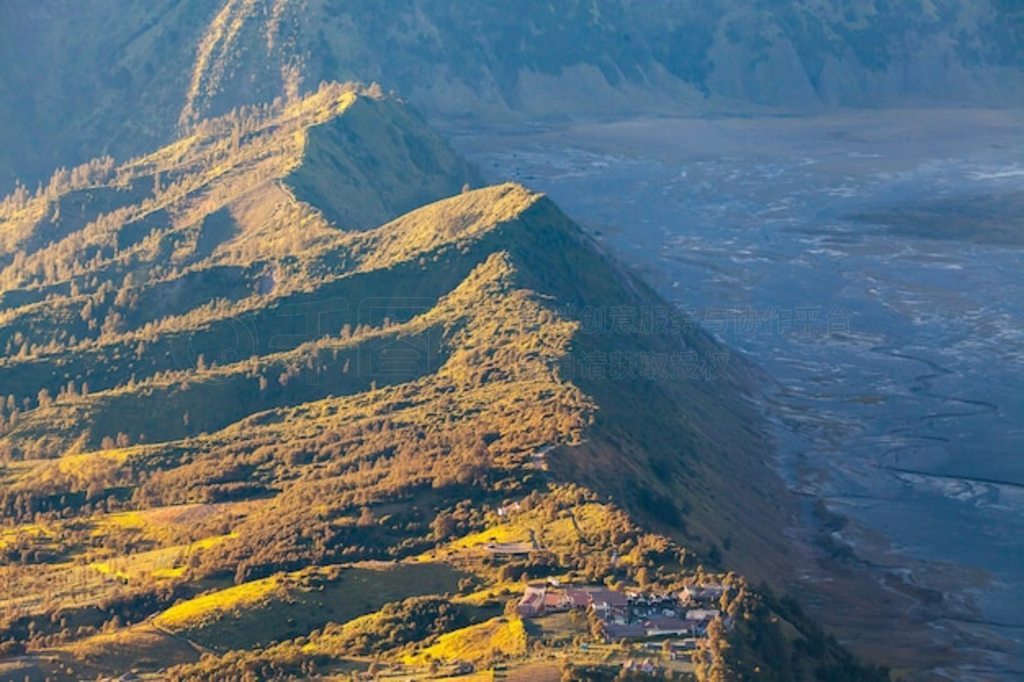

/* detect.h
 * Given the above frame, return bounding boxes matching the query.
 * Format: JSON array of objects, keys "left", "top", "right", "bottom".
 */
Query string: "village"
[{"left": 515, "top": 579, "right": 725, "bottom": 648}]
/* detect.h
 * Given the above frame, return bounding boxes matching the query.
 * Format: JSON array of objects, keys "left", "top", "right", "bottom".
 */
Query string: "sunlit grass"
[
  {"left": 405, "top": 616, "right": 527, "bottom": 665},
  {"left": 155, "top": 574, "right": 282, "bottom": 630},
  {"left": 89, "top": 533, "right": 233, "bottom": 582}
]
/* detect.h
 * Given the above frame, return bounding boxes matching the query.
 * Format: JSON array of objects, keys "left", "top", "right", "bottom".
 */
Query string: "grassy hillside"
[{"left": 0, "top": 86, "right": 886, "bottom": 680}]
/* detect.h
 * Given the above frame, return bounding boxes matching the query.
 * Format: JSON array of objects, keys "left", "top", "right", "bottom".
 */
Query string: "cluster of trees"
[
  {"left": 0, "top": 562, "right": 184, "bottom": 650},
  {"left": 0, "top": 81, "right": 370, "bottom": 320},
  {"left": 691, "top": 585, "right": 890, "bottom": 682},
  {"left": 160, "top": 595, "right": 473, "bottom": 681},
  {"left": 0, "top": 155, "right": 116, "bottom": 219},
  {"left": 321, "top": 596, "right": 469, "bottom": 655}
]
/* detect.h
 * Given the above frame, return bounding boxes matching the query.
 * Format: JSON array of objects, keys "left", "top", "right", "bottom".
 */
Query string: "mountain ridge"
[{"left": 0, "top": 86, "right": 887, "bottom": 679}]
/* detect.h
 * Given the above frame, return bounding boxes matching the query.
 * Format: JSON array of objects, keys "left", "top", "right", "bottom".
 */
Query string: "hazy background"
[{"left": 2, "top": 0, "right": 1023, "bottom": 193}]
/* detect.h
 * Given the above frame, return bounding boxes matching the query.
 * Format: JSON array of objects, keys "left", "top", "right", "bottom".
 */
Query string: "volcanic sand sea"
[{"left": 452, "top": 108, "right": 1024, "bottom": 680}]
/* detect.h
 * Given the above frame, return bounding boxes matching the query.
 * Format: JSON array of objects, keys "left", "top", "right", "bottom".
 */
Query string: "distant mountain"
[
  {"left": 2, "top": 0, "right": 1022, "bottom": 193},
  {"left": 0, "top": 85, "right": 885, "bottom": 679}
]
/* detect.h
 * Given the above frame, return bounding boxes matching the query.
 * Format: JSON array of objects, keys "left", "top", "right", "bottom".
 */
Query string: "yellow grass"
[
  {"left": 89, "top": 533, "right": 232, "bottom": 582},
  {"left": 40, "top": 447, "right": 143, "bottom": 490},
  {"left": 193, "top": 533, "right": 234, "bottom": 550},
  {"left": 0, "top": 459, "right": 35, "bottom": 486},
  {"left": 450, "top": 524, "right": 528, "bottom": 550},
  {"left": 86, "top": 502, "right": 253, "bottom": 546},
  {"left": 100, "top": 510, "right": 146, "bottom": 531},
  {"left": 152, "top": 566, "right": 187, "bottom": 579},
  {"left": 405, "top": 616, "right": 527, "bottom": 665},
  {"left": 0, "top": 522, "right": 50, "bottom": 550},
  {"left": 155, "top": 574, "right": 281, "bottom": 630},
  {"left": 431, "top": 501, "right": 616, "bottom": 561},
  {"left": 0, "top": 561, "right": 124, "bottom": 617},
  {"left": 58, "top": 447, "right": 137, "bottom": 474}
]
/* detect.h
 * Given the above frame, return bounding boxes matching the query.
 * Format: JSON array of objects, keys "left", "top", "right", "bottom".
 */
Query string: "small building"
[
  {"left": 542, "top": 590, "right": 570, "bottom": 612},
  {"left": 673, "top": 638, "right": 700, "bottom": 652},
  {"left": 565, "top": 587, "right": 595, "bottom": 609},
  {"left": 496, "top": 501, "right": 521, "bottom": 517},
  {"left": 485, "top": 541, "right": 534, "bottom": 555},
  {"left": 590, "top": 588, "right": 630, "bottom": 619},
  {"left": 516, "top": 586, "right": 546, "bottom": 617},
  {"left": 680, "top": 583, "right": 725, "bottom": 605},
  {"left": 685, "top": 608, "right": 720, "bottom": 622},
  {"left": 603, "top": 622, "right": 646, "bottom": 641},
  {"left": 643, "top": 616, "right": 692, "bottom": 637}
]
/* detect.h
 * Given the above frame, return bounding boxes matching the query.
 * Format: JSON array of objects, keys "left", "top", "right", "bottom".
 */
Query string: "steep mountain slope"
[
  {"left": 0, "top": 87, "right": 885, "bottom": 679},
  {"left": 2, "top": 0, "right": 1023, "bottom": 193}
]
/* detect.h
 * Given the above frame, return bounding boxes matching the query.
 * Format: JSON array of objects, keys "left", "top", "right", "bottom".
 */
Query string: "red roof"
[
  {"left": 565, "top": 588, "right": 593, "bottom": 607},
  {"left": 590, "top": 589, "right": 629, "bottom": 607},
  {"left": 542, "top": 592, "right": 566, "bottom": 608}
]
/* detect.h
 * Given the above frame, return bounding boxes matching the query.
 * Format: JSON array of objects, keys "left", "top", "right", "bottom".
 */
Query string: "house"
[
  {"left": 589, "top": 588, "right": 629, "bottom": 619},
  {"left": 685, "top": 608, "right": 720, "bottom": 622},
  {"left": 516, "top": 586, "right": 546, "bottom": 617},
  {"left": 496, "top": 501, "right": 521, "bottom": 517},
  {"left": 652, "top": 594, "right": 680, "bottom": 609},
  {"left": 680, "top": 583, "right": 724, "bottom": 605},
  {"left": 516, "top": 585, "right": 570, "bottom": 617},
  {"left": 673, "top": 638, "right": 700, "bottom": 652},
  {"left": 603, "top": 622, "right": 646, "bottom": 641},
  {"left": 484, "top": 541, "right": 534, "bottom": 555},
  {"left": 562, "top": 585, "right": 631, "bottom": 619},
  {"left": 565, "top": 587, "right": 595, "bottom": 609},
  {"left": 542, "top": 589, "right": 570, "bottom": 612},
  {"left": 643, "top": 616, "right": 692, "bottom": 637}
]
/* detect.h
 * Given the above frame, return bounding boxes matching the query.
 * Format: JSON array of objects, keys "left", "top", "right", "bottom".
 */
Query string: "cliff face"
[{"left": 2, "top": 0, "right": 1022, "bottom": 192}]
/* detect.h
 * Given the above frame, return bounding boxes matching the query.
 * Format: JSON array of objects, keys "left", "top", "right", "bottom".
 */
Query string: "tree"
[
  {"left": 431, "top": 511, "right": 456, "bottom": 541},
  {"left": 693, "top": 618, "right": 733, "bottom": 682},
  {"left": 636, "top": 566, "right": 650, "bottom": 587},
  {"left": 356, "top": 507, "right": 375, "bottom": 527}
]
